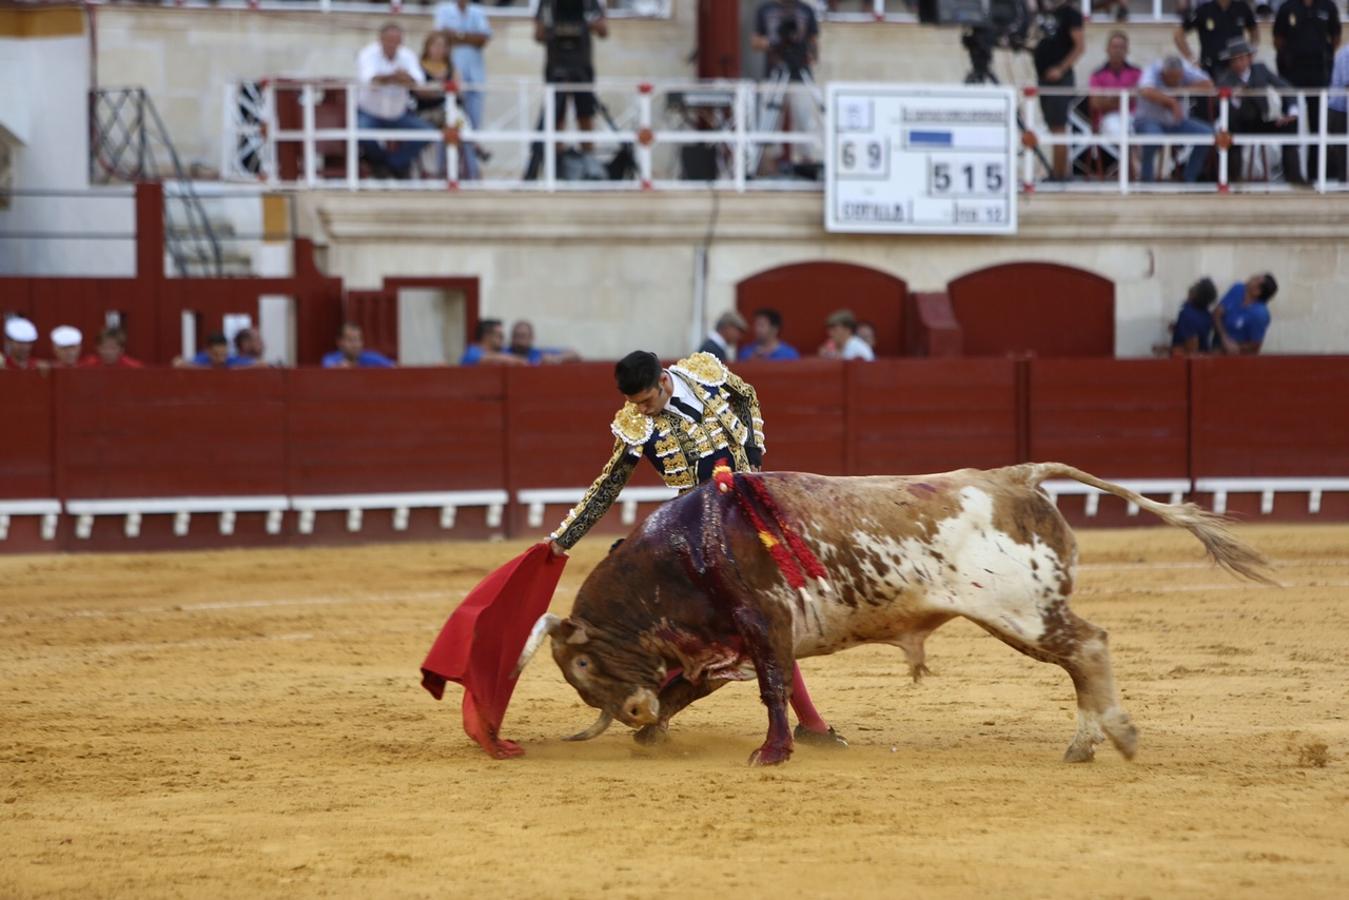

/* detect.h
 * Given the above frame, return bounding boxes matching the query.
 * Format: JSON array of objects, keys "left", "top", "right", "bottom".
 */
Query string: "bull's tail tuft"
[{"left": 1023, "top": 463, "right": 1276, "bottom": 586}]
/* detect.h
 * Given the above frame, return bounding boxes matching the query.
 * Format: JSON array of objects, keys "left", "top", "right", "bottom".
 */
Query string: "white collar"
[{"left": 705, "top": 330, "right": 730, "bottom": 355}]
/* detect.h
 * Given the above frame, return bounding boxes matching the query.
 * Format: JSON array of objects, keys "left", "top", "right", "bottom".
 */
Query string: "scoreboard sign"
[{"left": 825, "top": 83, "right": 1017, "bottom": 235}]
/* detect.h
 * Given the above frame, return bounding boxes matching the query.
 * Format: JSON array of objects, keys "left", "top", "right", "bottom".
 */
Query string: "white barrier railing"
[
  {"left": 223, "top": 77, "right": 1349, "bottom": 193},
  {"left": 1020, "top": 85, "right": 1349, "bottom": 194},
  {"left": 820, "top": 0, "right": 1349, "bottom": 24},
  {"left": 224, "top": 77, "right": 826, "bottom": 191},
  {"left": 95, "top": 0, "right": 670, "bottom": 18}
]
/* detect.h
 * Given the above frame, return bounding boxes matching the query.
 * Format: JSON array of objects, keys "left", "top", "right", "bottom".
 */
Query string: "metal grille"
[{"left": 89, "top": 87, "right": 223, "bottom": 278}]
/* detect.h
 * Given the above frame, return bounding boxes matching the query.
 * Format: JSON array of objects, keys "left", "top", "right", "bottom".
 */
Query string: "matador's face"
[{"left": 625, "top": 372, "right": 673, "bottom": 417}]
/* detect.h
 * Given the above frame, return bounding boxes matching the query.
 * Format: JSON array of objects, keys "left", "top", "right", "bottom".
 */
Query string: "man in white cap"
[
  {"left": 2, "top": 317, "right": 40, "bottom": 370},
  {"left": 50, "top": 326, "right": 83, "bottom": 368}
]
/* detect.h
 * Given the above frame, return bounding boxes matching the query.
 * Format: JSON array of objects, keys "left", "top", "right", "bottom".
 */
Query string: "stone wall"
[{"left": 301, "top": 190, "right": 1349, "bottom": 359}]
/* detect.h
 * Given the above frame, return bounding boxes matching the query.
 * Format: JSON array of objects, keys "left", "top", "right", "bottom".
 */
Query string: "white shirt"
[
  {"left": 356, "top": 42, "right": 426, "bottom": 120},
  {"left": 840, "top": 334, "right": 875, "bottom": 361}
]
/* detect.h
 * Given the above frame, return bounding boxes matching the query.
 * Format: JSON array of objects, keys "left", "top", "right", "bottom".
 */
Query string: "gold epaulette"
[
  {"left": 610, "top": 402, "right": 654, "bottom": 447},
  {"left": 670, "top": 351, "right": 728, "bottom": 388}
]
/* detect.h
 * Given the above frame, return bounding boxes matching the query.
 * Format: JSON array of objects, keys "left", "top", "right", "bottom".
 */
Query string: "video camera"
[
  {"left": 917, "top": 0, "right": 1033, "bottom": 47},
  {"left": 540, "top": 0, "right": 597, "bottom": 81}
]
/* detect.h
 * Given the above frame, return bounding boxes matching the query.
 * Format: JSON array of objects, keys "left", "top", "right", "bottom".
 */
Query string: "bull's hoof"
[
  {"left": 749, "top": 743, "right": 793, "bottom": 766},
  {"left": 633, "top": 723, "right": 669, "bottom": 746},
  {"left": 793, "top": 724, "right": 849, "bottom": 749},
  {"left": 1062, "top": 741, "right": 1096, "bottom": 763},
  {"left": 1103, "top": 709, "right": 1139, "bottom": 760}
]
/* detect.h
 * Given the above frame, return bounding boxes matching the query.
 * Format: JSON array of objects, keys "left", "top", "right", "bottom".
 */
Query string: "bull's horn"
[
  {"left": 562, "top": 711, "right": 614, "bottom": 742},
  {"left": 512, "top": 613, "right": 562, "bottom": 679}
]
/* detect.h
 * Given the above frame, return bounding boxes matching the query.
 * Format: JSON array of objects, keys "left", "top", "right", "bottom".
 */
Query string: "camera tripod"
[
  {"left": 962, "top": 27, "right": 1052, "bottom": 177},
  {"left": 751, "top": 64, "right": 825, "bottom": 178}
]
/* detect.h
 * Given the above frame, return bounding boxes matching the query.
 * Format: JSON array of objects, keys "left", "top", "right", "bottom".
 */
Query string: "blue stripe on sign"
[{"left": 909, "top": 130, "right": 952, "bottom": 146}]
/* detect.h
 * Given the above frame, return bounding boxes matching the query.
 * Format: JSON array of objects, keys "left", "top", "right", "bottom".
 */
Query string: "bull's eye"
[{"left": 577, "top": 658, "right": 589, "bottom": 669}]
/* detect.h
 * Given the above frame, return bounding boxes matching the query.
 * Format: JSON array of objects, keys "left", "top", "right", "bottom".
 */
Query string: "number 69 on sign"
[{"left": 928, "top": 154, "right": 1005, "bottom": 198}]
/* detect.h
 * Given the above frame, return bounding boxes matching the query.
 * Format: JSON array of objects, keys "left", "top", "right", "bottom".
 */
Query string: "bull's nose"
[{"left": 622, "top": 690, "right": 659, "bottom": 727}]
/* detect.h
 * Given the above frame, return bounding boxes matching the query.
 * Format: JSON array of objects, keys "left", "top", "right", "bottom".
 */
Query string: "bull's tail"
[{"left": 1022, "top": 462, "right": 1275, "bottom": 585}]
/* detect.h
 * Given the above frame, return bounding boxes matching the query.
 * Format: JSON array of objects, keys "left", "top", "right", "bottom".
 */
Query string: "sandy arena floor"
[{"left": 2, "top": 523, "right": 1347, "bottom": 899}]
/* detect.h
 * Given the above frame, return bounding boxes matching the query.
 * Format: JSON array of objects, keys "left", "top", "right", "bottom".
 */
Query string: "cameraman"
[
  {"left": 534, "top": 0, "right": 608, "bottom": 156},
  {"left": 752, "top": 0, "right": 822, "bottom": 173},
  {"left": 1033, "top": 0, "right": 1086, "bottom": 181}
]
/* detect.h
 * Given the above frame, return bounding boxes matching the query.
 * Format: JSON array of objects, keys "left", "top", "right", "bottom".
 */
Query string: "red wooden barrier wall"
[
  {"left": 56, "top": 369, "right": 290, "bottom": 498},
  {"left": 1028, "top": 358, "right": 1189, "bottom": 477},
  {"left": 846, "top": 359, "right": 1020, "bottom": 474},
  {"left": 0, "top": 371, "right": 55, "bottom": 499},
  {"left": 1190, "top": 357, "right": 1349, "bottom": 477},
  {"left": 5, "top": 357, "right": 1349, "bottom": 552}
]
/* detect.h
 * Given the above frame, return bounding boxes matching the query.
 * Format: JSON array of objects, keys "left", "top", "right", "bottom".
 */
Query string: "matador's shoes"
[{"left": 793, "top": 724, "right": 849, "bottom": 748}]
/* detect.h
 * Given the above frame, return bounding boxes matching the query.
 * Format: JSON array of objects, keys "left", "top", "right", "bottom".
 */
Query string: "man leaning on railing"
[
  {"left": 1135, "top": 55, "right": 1215, "bottom": 183},
  {"left": 356, "top": 22, "right": 440, "bottom": 179}
]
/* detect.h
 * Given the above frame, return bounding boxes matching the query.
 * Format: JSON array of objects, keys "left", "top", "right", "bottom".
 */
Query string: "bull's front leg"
[
  {"left": 731, "top": 605, "right": 795, "bottom": 766},
  {"left": 633, "top": 677, "right": 725, "bottom": 746}
]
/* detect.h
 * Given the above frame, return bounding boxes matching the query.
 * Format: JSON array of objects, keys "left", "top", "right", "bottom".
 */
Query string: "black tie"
[{"left": 669, "top": 396, "right": 703, "bottom": 421}]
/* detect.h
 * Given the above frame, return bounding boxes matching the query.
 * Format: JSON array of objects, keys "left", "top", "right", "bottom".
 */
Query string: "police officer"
[
  {"left": 1274, "top": 0, "right": 1343, "bottom": 178},
  {"left": 1175, "top": 0, "right": 1260, "bottom": 78}
]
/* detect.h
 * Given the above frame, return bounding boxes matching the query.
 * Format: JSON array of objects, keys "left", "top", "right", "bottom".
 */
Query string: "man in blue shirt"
[
  {"left": 460, "top": 318, "right": 526, "bottom": 366},
  {"left": 1214, "top": 272, "right": 1278, "bottom": 354},
  {"left": 507, "top": 319, "right": 579, "bottom": 365},
  {"left": 738, "top": 308, "right": 801, "bottom": 361},
  {"left": 322, "top": 322, "right": 395, "bottom": 368},
  {"left": 433, "top": 0, "right": 493, "bottom": 179},
  {"left": 1170, "top": 277, "right": 1219, "bottom": 354}
]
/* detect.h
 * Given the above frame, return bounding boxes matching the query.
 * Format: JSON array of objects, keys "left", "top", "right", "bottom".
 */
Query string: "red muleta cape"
[{"left": 420, "top": 542, "right": 567, "bottom": 759}]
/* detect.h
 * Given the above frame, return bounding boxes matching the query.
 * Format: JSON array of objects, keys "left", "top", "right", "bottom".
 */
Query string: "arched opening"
[
  {"left": 947, "top": 262, "right": 1115, "bottom": 357},
  {"left": 736, "top": 261, "right": 908, "bottom": 358}
]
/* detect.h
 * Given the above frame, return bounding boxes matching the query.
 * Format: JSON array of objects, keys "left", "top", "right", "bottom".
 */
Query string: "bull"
[{"left": 516, "top": 464, "right": 1270, "bottom": 766}]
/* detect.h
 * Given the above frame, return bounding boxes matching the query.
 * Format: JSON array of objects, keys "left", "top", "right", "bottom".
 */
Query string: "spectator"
[
  {"left": 460, "top": 318, "right": 526, "bottom": 366},
  {"left": 1089, "top": 31, "right": 1143, "bottom": 137},
  {"left": 1033, "top": 0, "right": 1086, "bottom": 181},
  {"left": 738, "top": 308, "right": 801, "bottom": 361},
  {"left": 534, "top": 0, "right": 608, "bottom": 163},
  {"left": 434, "top": 0, "right": 493, "bottom": 180},
  {"left": 508, "top": 319, "right": 580, "bottom": 364},
  {"left": 1214, "top": 271, "right": 1278, "bottom": 353},
  {"left": 2, "top": 317, "right": 39, "bottom": 369},
  {"left": 1330, "top": 43, "right": 1349, "bottom": 180},
  {"left": 415, "top": 31, "right": 454, "bottom": 178},
  {"left": 1136, "top": 56, "right": 1215, "bottom": 183},
  {"left": 357, "top": 22, "right": 438, "bottom": 179},
  {"left": 322, "top": 322, "right": 395, "bottom": 368},
  {"left": 697, "top": 310, "right": 749, "bottom": 363},
  {"left": 234, "top": 328, "right": 264, "bottom": 366},
  {"left": 1169, "top": 277, "right": 1220, "bottom": 354},
  {"left": 818, "top": 309, "right": 875, "bottom": 361},
  {"left": 50, "top": 325, "right": 82, "bottom": 368},
  {"left": 1176, "top": 0, "right": 1259, "bottom": 78},
  {"left": 856, "top": 320, "right": 877, "bottom": 351},
  {"left": 79, "top": 327, "right": 143, "bottom": 368},
  {"left": 1273, "top": 0, "right": 1342, "bottom": 180},
  {"left": 1218, "top": 38, "right": 1304, "bottom": 183},
  {"left": 752, "top": 0, "right": 822, "bottom": 176},
  {"left": 180, "top": 333, "right": 235, "bottom": 369}
]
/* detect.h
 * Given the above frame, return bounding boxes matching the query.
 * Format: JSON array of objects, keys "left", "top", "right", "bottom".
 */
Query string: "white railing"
[
  {"left": 223, "top": 77, "right": 826, "bottom": 191},
  {"left": 222, "top": 76, "right": 1349, "bottom": 193},
  {"left": 819, "top": 0, "right": 1349, "bottom": 24},
  {"left": 1019, "top": 85, "right": 1349, "bottom": 194},
  {"left": 92, "top": 0, "right": 670, "bottom": 17}
]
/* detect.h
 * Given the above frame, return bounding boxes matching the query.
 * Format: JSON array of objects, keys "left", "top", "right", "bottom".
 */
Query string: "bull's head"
[{"left": 515, "top": 613, "right": 666, "bottom": 741}]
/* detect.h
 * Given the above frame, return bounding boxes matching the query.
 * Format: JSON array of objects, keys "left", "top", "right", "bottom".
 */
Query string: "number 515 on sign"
[{"left": 928, "top": 154, "right": 1006, "bottom": 197}]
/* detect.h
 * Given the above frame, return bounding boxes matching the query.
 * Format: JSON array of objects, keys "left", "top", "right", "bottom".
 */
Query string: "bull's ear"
[{"left": 558, "top": 618, "right": 590, "bottom": 645}]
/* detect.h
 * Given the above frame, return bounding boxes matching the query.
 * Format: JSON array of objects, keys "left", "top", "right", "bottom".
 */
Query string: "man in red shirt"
[
  {"left": 78, "top": 327, "right": 144, "bottom": 368},
  {"left": 2, "top": 317, "right": 40, "bottom": 370}
]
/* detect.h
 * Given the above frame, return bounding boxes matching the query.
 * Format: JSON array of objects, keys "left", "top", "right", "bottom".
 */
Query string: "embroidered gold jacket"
[{"left": 549, "top": 352, "right": 766, "bottom": 550}]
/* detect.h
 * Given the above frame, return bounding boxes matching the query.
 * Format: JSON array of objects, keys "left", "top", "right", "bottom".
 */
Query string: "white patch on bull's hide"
[{"left": 791, "top": 486, "right": 1065, "bottom": 655}]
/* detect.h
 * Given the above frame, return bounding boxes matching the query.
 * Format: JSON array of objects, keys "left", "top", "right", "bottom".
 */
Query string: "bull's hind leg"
[{"left": 968, "top": 596, "right": 1138, "bottom": 763}]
